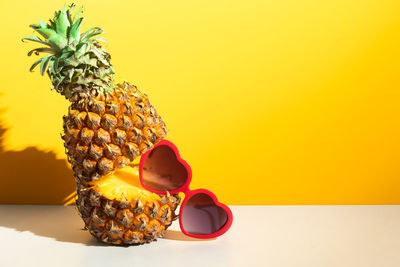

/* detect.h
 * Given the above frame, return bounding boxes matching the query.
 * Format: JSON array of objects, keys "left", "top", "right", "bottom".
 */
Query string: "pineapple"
[{"left": 23, "top": 4, "right": 180, "bottom": 245}]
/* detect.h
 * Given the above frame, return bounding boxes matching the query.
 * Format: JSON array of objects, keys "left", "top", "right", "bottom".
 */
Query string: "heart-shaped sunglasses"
[{"left": 139, "top": 140, "right": 233, "bottom": 239}]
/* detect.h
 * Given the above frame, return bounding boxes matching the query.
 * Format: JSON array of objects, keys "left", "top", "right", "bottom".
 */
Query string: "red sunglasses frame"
[{"left": 139, "top": 140, "right": 233, "bottom": 239}]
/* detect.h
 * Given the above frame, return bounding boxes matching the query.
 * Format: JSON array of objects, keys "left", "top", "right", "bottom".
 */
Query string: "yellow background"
[{"left": 0, "top": 0, "right": 399, "bottom": 205}]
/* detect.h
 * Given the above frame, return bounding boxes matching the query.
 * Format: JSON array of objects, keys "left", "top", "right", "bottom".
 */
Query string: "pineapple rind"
[
  {"left": 63, "top": 82, "right": 167, "bottom": 184},
  {"left": 76, "top": 184, "right": 181, "bottom": 245}
]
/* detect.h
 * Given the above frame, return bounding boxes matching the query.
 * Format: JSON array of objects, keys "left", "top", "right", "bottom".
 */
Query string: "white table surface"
[{"left": 0, "top": 205, "right": 399, "bottom": 267}]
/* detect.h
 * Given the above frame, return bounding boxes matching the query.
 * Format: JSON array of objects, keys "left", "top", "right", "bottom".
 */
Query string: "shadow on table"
[
  {"left": 163, "top": 230, "right": 217, "bottom": 241},
  {"left": 0, "top": 204, "right": 215, "bottom": 246},
  {"left": 0, "top": 205, "right": 108, "bottom": 246}
]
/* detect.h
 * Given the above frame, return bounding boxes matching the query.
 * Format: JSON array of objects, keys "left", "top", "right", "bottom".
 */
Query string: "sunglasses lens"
[
  {"left": 142, "top": 145, "right": 188, "bottom": 191},
  {"left": 181, "top": 193, "right": 228, "bottom": 235}
]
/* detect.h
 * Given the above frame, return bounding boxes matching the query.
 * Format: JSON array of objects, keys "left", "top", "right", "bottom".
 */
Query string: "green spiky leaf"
[
  {"left": 22, "top": 36, "right": 53, "bottom": 47},
  {"left": 38, "top": 19, "right": 48, "bottom": 29},
  {"left": 69, "top": 17, "right": 83, "bottom": 44},
  {"left": 73, "top": 6, "right": 83, "bottom": 24},
  {"left": 30, "top": 26, "right": 56, "bottom": 39},
  {"left": 27, "top": 47, "right": 54, "bottom": 56},
  {"left": 40, "top": 54, "right": 53, "bottom": 75},
  {"left": 93, "top": 37, "right": 108, "bottom": 44},
  {"left": 29, "top": 59, "right": 42, "bottom": 72},
  {"left": 91, "top": 46, "right": 110, "bottom": 66},
  {"left": 55, "top": 5, "right": 70, "bottom": 36},
  {"left": 52, "top": 53, "right": 70, "bottom": 74},
  {"left": 66, "top": 3, "right": 75, "bottom": 17},
  {"left": 49, "top": 19, "right": 56, "bottom": 30},
  {"left": 48, "top": 33, "right": 68, "bottom": 49},
  {"left": 80, "top": 27, "right": 103, "bottom": 42}
]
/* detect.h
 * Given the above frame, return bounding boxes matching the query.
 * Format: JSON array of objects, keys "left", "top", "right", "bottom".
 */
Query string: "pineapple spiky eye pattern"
[
  {"left": 24, "top": 4, "right": 179, "bottom": 245},
  {"left": 63, "top": 82, "right": 168, "bottom": 184},
  {"left": 77, "top": 183, "right": 181, "bottom": 245}
]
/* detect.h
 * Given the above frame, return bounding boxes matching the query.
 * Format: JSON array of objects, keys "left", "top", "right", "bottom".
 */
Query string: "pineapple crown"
[{"left": 23, "top": 4, "right": 115, "bottom": 100}]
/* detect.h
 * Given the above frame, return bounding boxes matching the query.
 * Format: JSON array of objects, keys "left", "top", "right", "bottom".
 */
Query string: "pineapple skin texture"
[
  {"left": 76, "top": 185, "right": 181, "bottom": 245},
  {"left": 62, "top": 82, "right": 179, "bottom": 245},
  {"left": 63, "top": 82, "right": 167, "bottom": 183}
]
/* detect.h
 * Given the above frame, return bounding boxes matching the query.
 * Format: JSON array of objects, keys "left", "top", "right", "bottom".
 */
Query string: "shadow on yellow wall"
[{"left": 0, "top": 110, "right": 75, "bottom": 204}]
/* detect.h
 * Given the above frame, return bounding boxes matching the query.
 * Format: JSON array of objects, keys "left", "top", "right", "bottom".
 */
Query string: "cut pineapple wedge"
[{"left": 89, "top": 165, "right": 161, "bottom": 203}]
